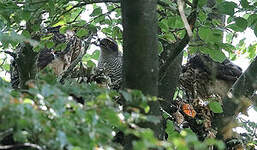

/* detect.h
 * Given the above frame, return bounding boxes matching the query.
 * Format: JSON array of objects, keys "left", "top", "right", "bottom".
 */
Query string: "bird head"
[{"left": 99, "top": 38, "right": 118, "bottom": 54}]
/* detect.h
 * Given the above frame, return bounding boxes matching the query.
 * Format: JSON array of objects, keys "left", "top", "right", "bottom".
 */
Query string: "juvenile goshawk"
[
  {"left": 180, "top": 54, "right": 242, "bottom": 98},
  {"left": 97, "top": 38, "right": 122, "bottom": 86}
]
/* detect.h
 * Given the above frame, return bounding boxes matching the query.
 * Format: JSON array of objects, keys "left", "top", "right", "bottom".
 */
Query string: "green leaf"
[
  {"left": 209, "top": 101, "right": 223, "bottom": 113},
  {"left": 159, "top": 20, "right": 169, "bottom": 32},
  {"left": 198, "top": 0, "right": 207, "bottom": 7},
  {"left": 73, "top": 20, "right": 87, "bottom": 27},
  {"left": 56, "top": 43, "right": 67, "bottom": 51},
  {"left": 234, "top": 17, "right": 248, "bottom": 32},
  {"left": 208, "top": 49, "right": 226, "bottom": 63},
  {"left": 158, "top": 41, "right": 163, "bottom": 53},
  {"left": 59, "top": 26, "right": 68, "bottom": 34},
  {"left": 23, "top": 98, "right": 34, "bottom": 105},
  {"left": 225, "top": 33, "right": 233, "bottom": 43},
  {"left": 46, "top": 41, "right": 55, "bottom": 49},
  {"left": 113, "top": 26, "right": 122, "bottom": 38},
  {"left": 91, "top": 50, "right": 100, "bottom": 60},
  {"left": 99, "top": 108, "right": 121, "bottom": 127},
  {"left": 13, "top": 130, "right": 28, "bottom": 143},
  {"left": 32, "top": 24, "right": 40, "bottom": 32},
  {"left": 163, "top": 33, "right": 175, "bottom": 41},
  {"left": 88, "top": 24, "right": 98, "bottom": 34},
  {"left": 167, "top": 17, "right": 176, "bottom": 27},
  {"left": 174, "top": 16, "right": 184, "bottom": 28},
  {"left": 217, "top": 1, "right": 237, "bottom": 16},
  {"left": 72, "top": 147, "right": 82, "bottom": 150},
  {"left": 227, "top": 16, "right": 234, "bottom": 24},
  {"left": 219, "top": 43, "right": 235, "bottom": 53},
  {"left": 241, "top": 0, "right": 249, "bottom": 8},
  {"left": 90, "top": 7, "right": 102, "bottom": 17},
  {"left": 21, "top": 11, "right": 30, "bottom": 21},
  {"left": 120, "top": 91, "right": 132, "bottom": 102},
  {"left": 76, "top": 28, "right": 88, "bottom": 38},
  {"left": 248, "top": 14, "right": 257, "bottom": 27},
  {"left": 199, "top": 27, "right": 212, "bottom": 41},
  {"left": 87, "top": 60, "right": 96, "bottom": 67},
  {"left": 3, "top": 64, "right": 10, "bottom": 71},
  {"left": 199, "top": 27, "right": 222, "bottom": 43},
  {"left": 199, "top": 11, "right": 207, "bottom": 22},
  {"left": 21, "top": 30, "right": 31, "bottom": 39},
  {"left": 53, "top": 20, "right": 66, "bottom": 27},
  {"left": 254, "top": 25, "right": 257, "bottom": 37},
  {"left": 248, "top": 44, "right": 257, "bottom": 59}
]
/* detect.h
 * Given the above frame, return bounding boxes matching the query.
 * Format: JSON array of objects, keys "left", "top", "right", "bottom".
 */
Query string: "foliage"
[
  {"left": 0, "top": 75, "right": 226, "bottom": 149},
  {"left": 165, "top": 120, "right": 225, "bottom": 150},
  {"left": 0, "top": 0, "right": 257, "bottom": 149},
  {"left": 236, "top": 116, "right": 257, "bottom": 150}
]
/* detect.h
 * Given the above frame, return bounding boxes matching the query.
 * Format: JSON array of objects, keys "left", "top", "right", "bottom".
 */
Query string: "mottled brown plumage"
[{"left": 180, "top": 54, "right": 242, "bottom": 99}]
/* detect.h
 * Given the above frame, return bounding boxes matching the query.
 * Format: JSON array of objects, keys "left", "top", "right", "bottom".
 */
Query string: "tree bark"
[
  {"left": 122, "top": 0, "right": 159, "bottom": 96},
  {"left": 121, "top": 0, "right": 162, "bottom": 148},
  {"left": 15, "top": 43, "right": 37, "bottom": 89},
  {"left": 158, "top": 42, "right": 183, "bottom": 113}
]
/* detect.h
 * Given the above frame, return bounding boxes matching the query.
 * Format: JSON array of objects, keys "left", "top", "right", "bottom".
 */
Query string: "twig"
[
  {"left": 0, "top": 143, "right": 43, "bottom": 150},
  {"left": 53, "top": 0, "right": 120, "bottom": 23},
  {"left": 15, "top": 0, "right": 48, "bottom": 5},
  {"left": 177, "top": 0, "right": 193, "bottom": 39},
  {"left": 184, "top": 0, "right": 193, "bottom": 7},
  {"left": 0, "top": 129, "right": 13, "bottom": 142},
  {"left": 0, "top": 51, "right": 17, "bottom": 58},
  {"left": 71, "top": 10, "right": 84, "bottom": 23},
  {"left": 87, "top": 6, "right": 120, "bottom": 25}
]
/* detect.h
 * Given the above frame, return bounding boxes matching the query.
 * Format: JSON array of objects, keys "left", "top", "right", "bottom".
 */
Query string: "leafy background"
[{"left": 0, "top": 0, "right": 256, "bottom": 149}]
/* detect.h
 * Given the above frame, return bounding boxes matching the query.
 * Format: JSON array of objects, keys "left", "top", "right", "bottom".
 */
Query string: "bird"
[
  {"left": 97, "top": 37, "right": 123, "bottom": 87},
  {"left": 180, "top": 54, "right": 242, "bottom": 99},
  {"left": 10, "top": 26, "right": 84, "bottom": 88},
  {"left": 37, "top": 27, "right": 83, "bottom": 75}
]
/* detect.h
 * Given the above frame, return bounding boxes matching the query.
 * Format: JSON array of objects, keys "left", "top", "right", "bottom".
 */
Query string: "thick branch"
[{"left": 159, "top": 0, "right": 198, "bottom": 78}]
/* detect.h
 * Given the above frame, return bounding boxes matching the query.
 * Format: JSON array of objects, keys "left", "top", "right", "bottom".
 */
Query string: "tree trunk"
[
  {"left": 122, "top": 0, "right": 159, "bottom": 96},
  {"left": 121, "top": 0, "right": 163, "bottom": 148}
]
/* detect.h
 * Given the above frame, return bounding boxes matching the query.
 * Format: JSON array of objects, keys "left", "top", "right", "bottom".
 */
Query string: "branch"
[
  {"left": 14, "top": 0, "right": 48, "bottom": 5},
  {"left": 177, "top": 0, "right": 193, "bottom": 39},
  {"left": 87, "top": 6, "right": 120, "bottom": 25},
  {"left": 64, "top": 0, "right": 120, "bottom": 14},
  {"left": 0, "top": 51, "right": 17, "bottom": 58},
  {"left": 53, "top": 0, "right": 120, "bottom": 25},
  {"left": 0, "top": 143, "right": 42, "bottom": 150},
  {"left": 69, "top": 10, "right": 84, "bottom": 24},
  {"left": 159, "top": 0, "right": 198, "bottom": 79},
  {"left": 56, "top": 0, "right": 176, "bottom": 21}
]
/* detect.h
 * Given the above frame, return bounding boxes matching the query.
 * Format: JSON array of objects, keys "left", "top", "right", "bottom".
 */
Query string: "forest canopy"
[{"left": 0, "top": 0, "right": 257, "bottom": 149}]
